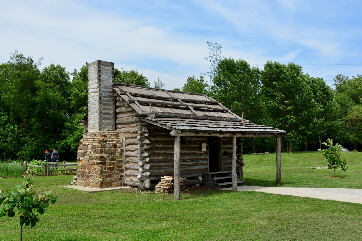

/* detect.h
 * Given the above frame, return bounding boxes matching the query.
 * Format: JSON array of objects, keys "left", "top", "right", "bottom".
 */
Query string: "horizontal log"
[
  {"left": 116, "top": 113, "right": 136, "bottom": 119},
  {"left": 116, "top": 107, "right": 134, "bottom": 112},
  {"left": 124, "top": 170, "right": 141, "bottom": 176},
  {"left": 146, "top": 172, "right": 204, "bottom": 181},
  {"left": 116, "top": 117, "right": 139, "bottom": 124},
  {"left": 48, "top": 169, "right": 77, "bottom": 172}
]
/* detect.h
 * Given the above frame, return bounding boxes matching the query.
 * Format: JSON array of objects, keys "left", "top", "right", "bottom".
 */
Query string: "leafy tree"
[
  {"left": 333, "top": 74, "right": 350, "bottom": 86},
  {"left": 69, "top": 65, "right": 88, "bottom": 113},
  {"left": 304, "top": 76, "right": 337, "bottom": 150},
  {"left": 334, "top": 75, "right": 362, "bottom": 149},
  {"left": 182, "top": 75, "right": 209, "bottom": 94},
  {"left": 35, "top": 64, "right": 71, "bottom": 146},
  {"left": 0, "top": 51, "right": 40, "bottom": 127},
  {"left": 55, "top": 65, "right": 89, "bottom": 161},
  {"left": 335, "top": 75, "right": 362, "bottom": 106},
  {"left": 344, "top": 105, "right": 362, "bottom": 150},
  {"left": 0, "top": 113, "right": 23, "bottom": 160},
  {"left": 114, "top": 69, "right": 150, "bottom": 86},
  {"left": 0, "top": 52, "right": 42, "bottom": 160},
  {"left": 318, "top": 139, "right": 347, "bottom": 176},
  {"left": 211, "top": 58, "right": 262, "bottom": 123},
  {"left": 0, "top": 176, "right": 58, "bottom": 241},
  {"left": 261, "top": 61, "right": 315, "bottom": 151}
]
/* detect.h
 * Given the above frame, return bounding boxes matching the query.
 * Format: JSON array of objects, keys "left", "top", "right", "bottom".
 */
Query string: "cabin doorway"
[{"left": 208, "top": 137, "right": 222, "bottom": 172}]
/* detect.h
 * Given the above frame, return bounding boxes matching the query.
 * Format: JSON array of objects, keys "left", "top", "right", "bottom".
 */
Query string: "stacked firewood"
[{"left": 155, "top": 176, "right": 185, "bottom": 193}]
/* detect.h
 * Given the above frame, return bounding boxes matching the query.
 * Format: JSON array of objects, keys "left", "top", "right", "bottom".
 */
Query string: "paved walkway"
[{"left": 221, "top": 186, "right": 362, "bottom": 204}]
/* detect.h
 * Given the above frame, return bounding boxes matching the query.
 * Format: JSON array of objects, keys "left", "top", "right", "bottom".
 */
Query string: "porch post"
[
  {"left": 276, "top": 136, "right": 282, "bottom": 185},
  {"left": 232, "top": 136, "right": 237, "bottom": 191},
  {"left": 174, "top": 135, "right": 181, "bottom": 200}
]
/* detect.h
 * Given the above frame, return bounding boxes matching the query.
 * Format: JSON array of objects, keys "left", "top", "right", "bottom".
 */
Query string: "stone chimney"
[{"left": 87, "top": 60, "right": 115, "bottom": 132}]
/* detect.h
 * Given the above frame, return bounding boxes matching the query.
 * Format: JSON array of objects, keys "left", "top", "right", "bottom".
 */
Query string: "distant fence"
[
  {"left": 44, "top": 161, "right": 77, "bottom": 176},
  {"left": 8, "top": 161, "right": 77, "bottom": 176}
]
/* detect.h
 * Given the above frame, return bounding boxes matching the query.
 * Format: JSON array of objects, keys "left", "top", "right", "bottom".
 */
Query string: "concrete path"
[{"left": 221, "top": 186, "right": 362, "bottom": 204}]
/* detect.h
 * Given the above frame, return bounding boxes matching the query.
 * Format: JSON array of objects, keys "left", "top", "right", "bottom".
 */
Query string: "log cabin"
[{"left": 76, "top": 60, "right": 286, "bottom": 198}]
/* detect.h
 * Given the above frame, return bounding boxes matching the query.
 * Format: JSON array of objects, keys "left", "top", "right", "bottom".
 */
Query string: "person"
[
  {"left": 44, "top": 150, "right": 52, "bottom": 162},
  {"left": 51, "top": 149, "right": 60, "bottom": 163}
]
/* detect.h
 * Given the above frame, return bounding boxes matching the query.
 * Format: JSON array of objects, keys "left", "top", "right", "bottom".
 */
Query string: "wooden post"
[
  {"left": 232, "top": 136, "right": 237, "bottom": 191},
  {"left": 276, "top": 137, "right": 282, "bottom": 185},
  {"left": 174, "top": 135, "right": 181, "bottom": 200},
  {"left": 46, "top": 163, "right": 49, "bottom": 176}
]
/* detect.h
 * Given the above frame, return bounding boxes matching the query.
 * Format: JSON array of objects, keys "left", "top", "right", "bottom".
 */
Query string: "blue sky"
[{"left": 1, "top": 0, "right": 361, "bottom": 90}]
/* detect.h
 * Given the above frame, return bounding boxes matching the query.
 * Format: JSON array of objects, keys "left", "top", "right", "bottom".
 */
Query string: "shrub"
[
  {"left": 27, "top": 160, "right": 46, "bottom": 176},
  {"left": 318, "top": 139, "right": 347, "bottom": 176}
]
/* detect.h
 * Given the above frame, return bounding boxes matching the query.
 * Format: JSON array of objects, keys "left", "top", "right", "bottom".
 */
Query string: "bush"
[
  {"left": 0, "top": 162, "right": 25, "bottom": 178},
  {"left": 27, "top": 160, "right": 46, "bottom": 176},
  {"left": 318, "top": 139, "right": 347, "bottom": 176}
]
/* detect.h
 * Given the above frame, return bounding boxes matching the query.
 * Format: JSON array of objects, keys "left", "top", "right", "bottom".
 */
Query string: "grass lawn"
[
  {"left": 243, "top": 151, "right": 362, "bottom": 188},
  {"left": 1, "top": 151, "right": 362, "bottom": 240}
]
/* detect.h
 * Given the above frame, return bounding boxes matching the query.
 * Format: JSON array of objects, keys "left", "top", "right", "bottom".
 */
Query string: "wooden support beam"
[
  {"left": 232, "top": 136, "right": 237, "bottom": 191},
  {"left": 174, "top": 135, "right": 181, "bottom": 200},
  {"left": 276, "top": 137, "right": 282, "bottom": 185}
]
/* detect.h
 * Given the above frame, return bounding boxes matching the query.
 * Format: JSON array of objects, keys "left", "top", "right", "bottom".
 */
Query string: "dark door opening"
[{"left": 208, "top": 137, "right": 221, "bottom": 172}]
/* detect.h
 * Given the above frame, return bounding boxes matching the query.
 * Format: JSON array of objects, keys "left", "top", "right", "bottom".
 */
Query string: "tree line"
[
  {"left": 182, "top": 58, "right": 362, "bottom": 153},
  {"left": 0, "top": 52, "right": 153, "bottom": 161},
  {"left": 0, "top": 50, "right": 361, "bottom": 161}
]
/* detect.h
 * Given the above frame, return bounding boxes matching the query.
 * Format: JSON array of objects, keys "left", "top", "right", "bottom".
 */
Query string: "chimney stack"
[{"left": 87, "top": 60, "right": 115, "bottom": 132}]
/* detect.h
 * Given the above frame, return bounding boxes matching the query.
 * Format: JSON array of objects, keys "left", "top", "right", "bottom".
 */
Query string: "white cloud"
[{"left": 1, "top": 0, "right": 361, "bottom": 89}]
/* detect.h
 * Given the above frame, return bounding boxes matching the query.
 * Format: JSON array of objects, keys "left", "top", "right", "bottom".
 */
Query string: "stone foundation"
[{"left": 77, "top": 131, "right": 124, "bottom": 188}]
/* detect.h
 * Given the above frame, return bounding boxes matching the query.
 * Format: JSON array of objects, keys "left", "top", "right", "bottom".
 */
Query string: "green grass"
[
  {"left": 1, "top": 152, "right": 362, "bottom": 240},
  {"left": 243, "top": 151, "right": 362, "bottom": 188}
]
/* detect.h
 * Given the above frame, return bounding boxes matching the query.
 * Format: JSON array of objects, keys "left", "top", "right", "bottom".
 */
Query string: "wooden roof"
[{"left": 114, "top": 83, "right": 285, "bottom": 137}]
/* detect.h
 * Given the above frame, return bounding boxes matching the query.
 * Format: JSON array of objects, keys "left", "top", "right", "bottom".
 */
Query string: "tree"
[
  {"left": 211, "top": 58, "right": 262, "bottom": 123},
  {"left": 334, "top": 75, "right": 362, "bottom": 149},
  {"left": 333, "top": 74, "right": 349, "bottom": 86},
  {"left": 35, "top": 64, "right": 71, "bottom": 146},
  {"left": 261, "top": 61, "right": 315, "bottom": 151},
  {"left": 0, "top": 52, "right": 42, "bottom": 160},
  {"left": 182, "top": 75, "right": 209, "bottom": 94},
  {"left": 0, "top": 176, "right": 58, "bottom": 241},
  {"left": 114, "top": 69, "right": 150, "bottom": 86},
  {"left": 335, "top": 75, "right": 362, "bottom": 106},
  {"left": 318, "top": 139, "right": 347, "bottom": 176},
  {"left": 0, "top": 51, "right": 40, "bottom": 125},
  {"left": 344, "top": 105, "right": 362, "bottom": 150},
  {"left": 69, "top": 65, "right": 88, "bottom": 113},
  {"left": 304, "top": 76, "right": 337, "bottom": 150}
]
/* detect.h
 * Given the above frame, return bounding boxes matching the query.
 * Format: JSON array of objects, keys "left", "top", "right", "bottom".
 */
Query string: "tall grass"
[{"left": 0, "top": 162, "right": 25, "bottom": 178}]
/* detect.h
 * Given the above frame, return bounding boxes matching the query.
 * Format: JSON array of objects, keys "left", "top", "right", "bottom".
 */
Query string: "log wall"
[
  {"left": 115, "top": 97, "right": 143, "bottom": 187},
  {"left": 145, "top": 125, "right": 209, "bottom": 187}
]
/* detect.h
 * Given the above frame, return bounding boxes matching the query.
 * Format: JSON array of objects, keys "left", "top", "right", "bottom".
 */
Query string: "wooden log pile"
[{"left": 155, "top": 176, "right": 185, "bottom": 193}]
